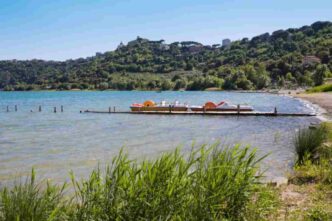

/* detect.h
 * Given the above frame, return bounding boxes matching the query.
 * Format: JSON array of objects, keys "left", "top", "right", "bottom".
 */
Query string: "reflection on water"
[{"left": 0, "top": 91, "right": 320, "bottom": 184}]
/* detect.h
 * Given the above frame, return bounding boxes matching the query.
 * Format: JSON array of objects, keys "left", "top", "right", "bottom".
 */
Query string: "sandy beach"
[{"left": 294, "top": 92, "right": 332, "bottom": 120}]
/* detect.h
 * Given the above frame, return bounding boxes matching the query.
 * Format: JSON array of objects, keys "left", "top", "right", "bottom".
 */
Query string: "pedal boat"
[
  {"left": 190, "top": 101, "right": 254, "bottom": 112},
  {"left": 130, "top": 100, "right": 188, "bottom": 112}
]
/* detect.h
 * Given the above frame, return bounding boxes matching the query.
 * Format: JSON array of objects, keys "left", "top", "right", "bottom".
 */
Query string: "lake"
[{"left": 0, "top": 91, "right": 320, "bottom": 184}]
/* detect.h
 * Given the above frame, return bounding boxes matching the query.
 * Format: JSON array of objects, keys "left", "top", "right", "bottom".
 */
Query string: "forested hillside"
[{"left": 0, "top": 21, "right": 331, "bottom": 91}]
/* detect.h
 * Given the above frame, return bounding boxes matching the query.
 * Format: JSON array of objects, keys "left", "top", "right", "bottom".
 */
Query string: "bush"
[
  {"left": 294, "top": 125, "right": 328, "bottom": 165},
  {"left": 306, "top": 84, "right": 332, "bottom": 93},
  {"left": 3, "top": 85, "right": 13, "bottom": 91},
  {"left": 98, "top": 82, "right": 109, "bottom": 90},
  {"left": 79, "top": 83, "right": 89, "bottom": 90}
]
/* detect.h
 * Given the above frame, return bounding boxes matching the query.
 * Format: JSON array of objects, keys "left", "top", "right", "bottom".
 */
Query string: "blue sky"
[{"left": 0, "top": 0, "right": 331, "bottom": 61}]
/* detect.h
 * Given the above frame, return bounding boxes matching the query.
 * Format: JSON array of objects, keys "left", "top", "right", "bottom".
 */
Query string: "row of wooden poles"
[{"left": 4, "top": 105, "right": 64, "bottom": 113}]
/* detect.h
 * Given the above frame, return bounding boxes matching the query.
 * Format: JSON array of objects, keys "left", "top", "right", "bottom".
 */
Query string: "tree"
[
  {"left": 255, "top": 64, "right": 271, "bottom": 89},
  {"left": 147, "top": 80, "right": 157, "bottom": 89},
  {"left": 174, "top": 79, "right": 187, "bottom": 90},
  {"left": 0, "top": 21, "right": 331, "bottom": 91},
  {"left": 223, "top": 73, "right": 237, "bottom": 90},
  {"left": 223, "top": 72, "right": 253, "bottom": 90},
  {"left": 99, "top": 82, "right": 109, "bottom": 90},
  {"left": 277, "top": 76, "right": 285, "bottom": 87},
  {"left": 171, "top": 74, "right": 182, "bottom": 82},
  {"left": 161, "top": 79, "right": 173, "bottom": 90},
  {"left": 301, "top": 71, "right": 313, "bottom": 86},
  {"left": 3, "top": 85, "right": 13, "bottom": 91},
  {"left": 80, "top": 83, "right": 89, "bottom": 90},
  {"left": 286, "top": 72, "right": 296, "bottom": 83},
  {"left": 235, "top": 72, "right": 253, "bottom": 90},
  {"left": 204, "top": 76, "right": 223, "bottom": 88},
  {"left": 313, "top": 64, "right": 328, "bottom": 86}
]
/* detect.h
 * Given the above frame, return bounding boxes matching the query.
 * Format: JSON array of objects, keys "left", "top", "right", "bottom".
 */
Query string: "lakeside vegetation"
[
  {"left": 306, "top": 83, "right": 332, "bottom": 93},
  {"left": 0, "top": 144, "right": 280, "bottom": 221},
  {"left": 1, "top": 21, "right": 332, "bottom": 91},
  {"left": 294, "top": 124, "right": 329, "bottom": 165},
  {"left": 285, "top": 122, "right": 332, "bottom": 220},
  {"left": 1, "top": 123, "right": 332, "bottom": 220}
]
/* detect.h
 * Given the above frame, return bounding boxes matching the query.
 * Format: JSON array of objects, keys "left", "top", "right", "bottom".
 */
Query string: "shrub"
[
  {"left": 294, "top": 125, "right": 328, "bottom": 165},
  {"left": 306, "top": 83, "right": 332, "bottom": 93}
]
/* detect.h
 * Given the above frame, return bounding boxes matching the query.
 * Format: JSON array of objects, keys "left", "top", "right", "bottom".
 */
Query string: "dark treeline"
[{"left": 0, "top": 21, "right": 332, "bottom": 91}]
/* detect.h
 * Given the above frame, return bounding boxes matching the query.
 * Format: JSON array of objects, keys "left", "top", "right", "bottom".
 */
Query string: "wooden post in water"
[
  {"left": 274, "top": 107, "right": 277, "bottom": 115},
  {"left": 237, "top": 104, "right": 240, "bottom": 115},
  {"left": 54, "top": 107, "right": 57, "bottom": 113},
  {"left": 6, "top": 105, "right": 9, "bottom": 112},
  {"left": 39, "top": 106, "right": 42, "bottom": 112},
  {"left": 61, "top": 105, "right": 63, "bottom": 112},
  {"left": 15, "top": 105, "right": 17, "bottom": 112}
]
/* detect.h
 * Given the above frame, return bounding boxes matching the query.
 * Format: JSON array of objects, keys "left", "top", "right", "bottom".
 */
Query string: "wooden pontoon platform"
[{"left": 83, "top": 109, "right": 316, "bottom": 117}]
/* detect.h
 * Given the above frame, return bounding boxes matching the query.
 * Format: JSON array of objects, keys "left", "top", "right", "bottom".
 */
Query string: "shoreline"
[
  {"left": 0, "top": 88, "right": 301, "bottom": 93},
  {"left": 276, "top": 89, "right": 332, "bottom": 122},
  {"left": 294, "top": 93, "right": 332, "bottom": 121}
]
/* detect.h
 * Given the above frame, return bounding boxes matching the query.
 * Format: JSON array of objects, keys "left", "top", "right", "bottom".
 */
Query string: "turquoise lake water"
[{"left": 0, "top": 91, "right": 320, "bottom": 184}]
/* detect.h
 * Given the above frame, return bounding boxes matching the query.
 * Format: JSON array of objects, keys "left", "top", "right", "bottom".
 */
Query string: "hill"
[{"left": 0, "top": 21, "right": 332, "bottom": 91}]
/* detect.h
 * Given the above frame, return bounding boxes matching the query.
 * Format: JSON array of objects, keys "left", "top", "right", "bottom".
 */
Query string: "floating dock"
[{"left": 83, "top": 109, "right": 316, "bottom": 117}]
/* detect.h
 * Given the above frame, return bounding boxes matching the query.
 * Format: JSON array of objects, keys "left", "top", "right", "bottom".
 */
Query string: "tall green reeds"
[
  {"left": 0, "top": 143, "right": 269, "bottom": 221},
  {"left": 0, "top": 169, "right": 68, "bottom": 221},
  {"left": 70, "top": 144, "right": 265, "bottom": 220},
  {"left": 294, "top": 124, "right": 328, "bottom": 165}
]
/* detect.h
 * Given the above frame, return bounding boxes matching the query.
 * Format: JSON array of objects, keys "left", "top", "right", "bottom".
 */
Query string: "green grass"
[
  {"left": 306, "top": 84, "right": 332, "bottom": 93},
  {"left": 325, "top": 122, "right": 332, "bottom": 141},
  {"left": 294, "top": 124, "right": 328, "bottom": 165},
  {"left": 0, "top": 144, "right": 280, "bottom": 221},
  {"left": 288, "top": 123, "right": 332, "bottom": 219}
]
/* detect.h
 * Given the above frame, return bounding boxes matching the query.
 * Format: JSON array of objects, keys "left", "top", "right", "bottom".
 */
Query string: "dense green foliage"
[
  {"left": 0, "top": 144, "right": 280, "bottom": 221},
  {"left": 294, "top": 124, "right": 328, "bottom": 165},
  {"left": 306, "top": 83, "right": 332, "bottom": 92},
  {"left": 1, "top": 21, "right": 332, "bottom": 91}
]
